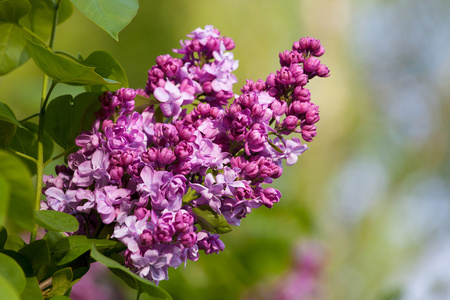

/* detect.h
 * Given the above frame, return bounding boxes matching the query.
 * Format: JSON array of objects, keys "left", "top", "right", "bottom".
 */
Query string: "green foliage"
[
  {"left": 0, "top": 252, "right": 26, "bottom": 297},
  {"left": 26, "top": 39, "right": 117, "bottom": 85},
  {"left": 0, "top": 150, "right": 35, "bottom": 231},
  {"left": 46, "top": 267, "right": 73, "bottom": 298},
  {"left": 18, "top": 240, "right": 50, "bottom": 280},
  {"left": 91, "top": 245, "right": 173, "bottom": 300},
  {"left": 44, "top": 92, "right": 101, "bottom": 151},
  {"left": 81, "top": 50, "right": 129, "bottom": 92},
  {"left": 19, "top": 0, "right": 73, "bottom": 40},
  {"left": 35, "top": 210, "right": 79, "bottom": 233},
  {"left": 0, "top": 0, "right": 31, "bottom": 23},
  {"left": 0, "top": 0, "right": 175, "bottom": 298},
  {"left": 20, "top": 277, "right": 45, "bottom": 300},
  {"left": 70, "top": 0, "right": 139, "bottom": 41},
  {"left": 52, "top": 235, "right": 121, "bottom": 266},
  {"left": 8, "top": 122, "right": 54, "bottom": 174},
  {"left": 193, "top": 205, "right": 233, "bottom": 234},
  {"left": 0, "top": 24, "right": 31, "bottom": 76}
]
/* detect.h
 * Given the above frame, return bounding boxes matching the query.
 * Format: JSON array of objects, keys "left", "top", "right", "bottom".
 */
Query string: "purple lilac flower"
[{"left": 41, "top": 26, "right": 329, "bottom": 283}]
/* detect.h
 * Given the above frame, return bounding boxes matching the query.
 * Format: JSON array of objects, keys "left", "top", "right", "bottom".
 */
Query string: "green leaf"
[
  {"left": 18, "top": 240, "right": 50, "bottom": 280},
  {"left": 90, "top": 245, "right": 173, "bottom": 300},
  {"left": 8, "top": 121, "right": 54, "bottom": 175},
  {"left": 81, "top": 50, "right": 128, "bottom": 92},
  {"left": 0, "top": 227, "right": 6, "bottom": 249},
  {"left": 26, "top": 38, "right": 117, "bottom": 85},
  {"left": 0, "top": 150, "right": 35, "bottom": 231},
  {"left": 19, "top": 0, "right": 73, "bottom": 40},
  {"left": 0, "top": 102, "right": 24, "bottom": 128},
  {"left": 3, "top": 235, "right": 25, "bottom": 252},
  {"left": 20, "top": 277, "right": 44, "bottom": 300},
  {"left": 44, "top": 92, "right": 101, "bottom": 150},
  {"left": 70, "top": 0, "right": 139, "bottom": 41},
  {"left": 47, "top": 267, "right": 72, "bottom": 297},
  {"left": 0, "top": 121, "right": 16, "bottom": 147},
  {"left": 35, "top": 210, "right": 79, "bottom": 233},
  {"left": 193, "top": 205, "right": 233, "bottom": 234},
  {"left": 0, "top": 175, "right": 10, "bottom": 228},
  {"left": 53, "top": 235, "right": 121, "bottom": 266},
  {"left": 0, "top": 23, "right": 31, "bottom": 76},
  {"left": 0, "top": 252, "right": 26, "bottom": 294},
  {"left": 0, "top": 275, "right": 20, "bottom": 300},
  {"left": 0, "top": 0, "right": 31, "bottom": 23}
]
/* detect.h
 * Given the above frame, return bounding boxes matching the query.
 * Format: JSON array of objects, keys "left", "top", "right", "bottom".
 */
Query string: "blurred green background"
[{"left": 2, "top": 0, "right": 450, "bottom": 299}]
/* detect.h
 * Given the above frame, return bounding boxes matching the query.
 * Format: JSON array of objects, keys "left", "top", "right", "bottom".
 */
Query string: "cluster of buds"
[{"left": 42, "top": 26, "right": 329, "bottom": 282}]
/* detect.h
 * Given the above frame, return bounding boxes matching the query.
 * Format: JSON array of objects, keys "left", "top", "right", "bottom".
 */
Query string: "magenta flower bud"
[
  {"left": 227, "top": 103, "right": 242, "bottom": 116},
  {"left": 261, "top": 187, "right": 281, "bottom": 208},
  {"left": 293, "top": 86, "right": 311, "bottom": 102},
  {"left": 304, "top": 57, "right": 321, "bottom": 73},
  {"left": 154, "top": 222, "right": 175, "bottom": 243},
  {"left": 244, "top": 161, "right": 259, "bottom": 178},
  {"left": 161, "top": 123, "right": 178, "bottom": 141},
  {"left": 173, "top": 210, "right": 194, "bottom": 233},
  {"left": 305, "top": 103, "right": 320, "bottom": 124},
  {"left": 230, "top": 156, "right": 248, "bottom": 170},
  {"left": 180, "top": 232, "right": 197, "bottom": 248},
  {"left": 270, "top": 100, "right": 287, "bottom": 117},
  {"left": 238, "top": 92, "right": 257, "bottom": 108},
  {"left": 109, "top": 166, "right": 124, "bottom": 182},
  {"left": 196, "top": 103, "right": 211, "bottom": 116},
  {"left": 177, "top": 125, "right": 195, "bottom": 141},
  {"left": 301, "top": 124, "right": 317, "bottom": 142},
  {"left": 158, "top": 148, "right": 176, "bottom": 165},
  {"left": 140, "top": 229, "right": 153, "bottom": 246},
  {"left": 282, "top": 115, "right": 299, "bottom": 130},
  {"left": 317, "top": 64, "right": 330, "bottom": 77},
  {"left": 209, "top": 107, "right": 221, "bottom": 118},
  {"left": 276, "top": 66, "right": 296, "bottom": 85},
  {"left": 266, "top": 73, "right": 277, "bottom": 87},
  {"left": 222, "top": 36, "right": 235, "bottom": 50},
  {"left": 135, "top": 207, "right": 149, "bottom": 220},
  {"left": 141, "top": 148, "right": 157, "bottom": 163},
  {"left": 174, "top": 141, "right": 193, "bottom": 160},
  {"left": 205, "top": 36, "right": 220, "bottom": 51},
  {"left": 289, "top": 101, "right": 310, "bottom": 116},
  {"left": 202, "top": 81, "right": 213, "bottom": 93},
  {"left": 245, "top": 123, "right": 267, "bottom": 155}
]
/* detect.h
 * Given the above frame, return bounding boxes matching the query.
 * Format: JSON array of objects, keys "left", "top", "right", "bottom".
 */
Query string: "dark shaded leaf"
[
  {"left": 0, "top": 0, "right": 31, "bottom": 23},
  {"left": 0, "top": 227, "right": 6, "bottom": 249},
  {"left": 70, "top": 0, "right": 139, "bottom": 41},
  {"left": 18, "top": 240, "right": 50, "bottom": 280},
  {"left": 193, "top": 205, "right": 233, "bottom": 234},
  {"left": 0, "top": 249, "right": 33, "bottom": 277},
  {"left": 44, "top": 92, "right": 101, "bottom": 151},
  {"left": 8, "top": 121, "right": 54, "bottom": 175},
  {"left": 35, "top": 210, "right": 79, "bottom": 233},
  {"left": 90, "top": 245, "right": 173, "bottom": 300},
  {"left": 3, "top": 235, "right": 25, "bottom": 252},
  {"left": 0, "top": 150, "right": 35, "bottom": 231}
]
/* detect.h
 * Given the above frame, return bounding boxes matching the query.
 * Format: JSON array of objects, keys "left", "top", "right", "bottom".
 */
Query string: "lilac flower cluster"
[{"left": 42, "top": 26, "right": 329, "bottom": 283}]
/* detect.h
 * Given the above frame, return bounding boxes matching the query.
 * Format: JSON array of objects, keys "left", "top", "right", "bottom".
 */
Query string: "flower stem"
[{"left": 30, "top": 1, "right": 61, "bottom": 243}]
